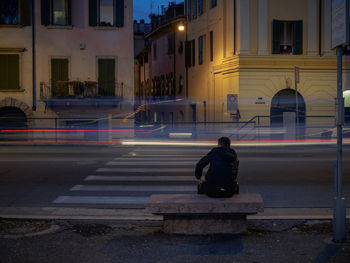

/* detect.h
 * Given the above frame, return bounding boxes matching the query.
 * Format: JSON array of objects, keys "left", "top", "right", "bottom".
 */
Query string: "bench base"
[{"left": 163, "top": 214, "right": 247, "bottom": 235}]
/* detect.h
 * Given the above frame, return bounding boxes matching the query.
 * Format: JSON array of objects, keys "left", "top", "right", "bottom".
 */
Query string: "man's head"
[{"left": 218, "top": 137, "right": 231, "bottom": 148}]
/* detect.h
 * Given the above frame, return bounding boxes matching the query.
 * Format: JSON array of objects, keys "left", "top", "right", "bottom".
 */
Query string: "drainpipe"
[{"left": 32, "top": 0, "right": 37, "bottom": 111}]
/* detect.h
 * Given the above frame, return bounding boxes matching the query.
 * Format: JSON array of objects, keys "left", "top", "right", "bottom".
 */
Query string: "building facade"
[
  {"left": 185, "top": 0, "right": 349, "bottom": 134},
  {"left": 135, "top": 2, "right": 190, "bottom": 128},
  {"left": 0, "top": 0, "right": 134, "bottom": 132}
]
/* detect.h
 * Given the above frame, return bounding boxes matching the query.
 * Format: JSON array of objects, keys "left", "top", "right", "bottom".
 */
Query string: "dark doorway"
[
  {"left": 0, "top": 107, "right": 27, "bottom": 128},
  {"left": 270, "top": 89, "right": 306, "bottom": 126}
]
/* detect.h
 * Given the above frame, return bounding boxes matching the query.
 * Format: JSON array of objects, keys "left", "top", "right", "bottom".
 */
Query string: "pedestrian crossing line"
[
  {"left": 133, "top": 149, "right": 209, "bottom": 152},
  {"left": 122, "top": 154, "right": 203, "bottom": 157},
  {"left": 85, "top": 175, "right": 196, "bottom": 182},
  {"left": 53, "top": 196, "right": 149, "bottom": 205},
  {"left": 114, "top": 157, "right": 200, "bottom": 161},
  {"left": 106, "top": 161, "right": 197, "bottom": 166},
  {"left": 70, "top": 185, "right": 196, "bottom": 192},
  {"left": 96, "top": 168, "right": 194, "bottom": 173}
]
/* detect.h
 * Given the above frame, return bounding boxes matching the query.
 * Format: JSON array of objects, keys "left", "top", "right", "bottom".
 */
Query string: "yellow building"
[{"left": 186, "top": 0, "right": 348, "bottom": 135}]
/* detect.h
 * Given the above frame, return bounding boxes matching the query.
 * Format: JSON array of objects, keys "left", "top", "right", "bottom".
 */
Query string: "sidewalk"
[{"left": 0, "top": 216, "right": 349, "bottom": 263}]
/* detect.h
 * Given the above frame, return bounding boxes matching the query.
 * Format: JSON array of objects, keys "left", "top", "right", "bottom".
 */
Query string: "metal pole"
[
  {"left": 32, "top": 0, "right": 37, "bottom": 111},
  {"left": 295, "top": 67, "right": 299, "bottom": 138},
  {"left": 333, "top": 46, "right": 346, "bottom": 243}
]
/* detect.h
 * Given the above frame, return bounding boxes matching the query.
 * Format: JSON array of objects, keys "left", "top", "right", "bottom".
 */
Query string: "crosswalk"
[{"left": 53, "top": 147, "right": 210, "bottom": 208}]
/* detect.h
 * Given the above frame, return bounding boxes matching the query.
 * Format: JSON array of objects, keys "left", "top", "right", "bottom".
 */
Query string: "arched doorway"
[
  {"left": 0, "top": 107, "right": 27, "bottom": 128},
  {"left": 344, "top": 90, "right": 350, "bottom": 125},
  {"left": 270, "top": 89, "right": 306, "bottom": 126}
]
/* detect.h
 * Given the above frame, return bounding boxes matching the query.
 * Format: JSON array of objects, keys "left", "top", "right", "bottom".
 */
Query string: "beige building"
[
  {"left": 185, "top": 0, "right": 349, "bottom": 135},
  {"left": 0, "top": 0, "right": 134, "bottom": 131}
]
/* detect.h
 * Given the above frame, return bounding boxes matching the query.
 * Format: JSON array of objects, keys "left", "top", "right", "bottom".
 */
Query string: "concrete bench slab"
[{"left": 146, "top": 194, "right": 264, "bottom": 235}]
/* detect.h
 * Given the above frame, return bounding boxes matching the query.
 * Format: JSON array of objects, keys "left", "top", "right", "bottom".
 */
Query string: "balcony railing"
[{"left": 40, "top": 81, "right": 124, "bottom": 100}]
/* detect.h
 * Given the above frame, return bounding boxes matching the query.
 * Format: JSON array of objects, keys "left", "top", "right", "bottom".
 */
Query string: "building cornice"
[
  {"left": 213, "top": 55, "right": 350, "bottom": 74},
  {"left": 145, "top": 16, "right": 186, "bottom": 40}
]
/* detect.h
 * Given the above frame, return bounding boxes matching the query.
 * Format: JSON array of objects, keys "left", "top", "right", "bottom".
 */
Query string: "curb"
[{"left": 1, "top": 207, "right": 349, "bottom": 221}]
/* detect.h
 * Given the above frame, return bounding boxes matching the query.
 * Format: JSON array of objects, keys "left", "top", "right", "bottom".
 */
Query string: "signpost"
[
  {"left": 294, "top": 67, "right": 300, "bottom": 137},
  {"left": 331, "top": 0, "right": 347, "bottom": 243}
]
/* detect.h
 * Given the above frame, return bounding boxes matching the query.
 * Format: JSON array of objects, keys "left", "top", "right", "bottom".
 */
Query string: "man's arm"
[{"left": 195, "top": 151, "right": 212, "bottom": 180}]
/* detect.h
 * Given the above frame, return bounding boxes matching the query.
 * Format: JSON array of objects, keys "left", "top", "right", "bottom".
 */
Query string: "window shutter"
[
  {"left": 20, "top": 0, "right": 32, "bottom": 26},
  {"left": 116, "top": 0, "right": 124, "bottom": 27},
  {"left": 192, "top": 39, "right": 195, "bottom": 66},
  {"left": 8, "top": 55, "right": 20, "bottom": 90},
  {"left": 41, "top": 0, "right": 51, "bottom": 25},
  {"left": 67, "top": 0, "right": 72, "bottom": 25},
  {"left": 294, "top": 20, "right": 303, "bottom": 55},
  {"left": 185, "top": 41, "right": 191, "bottom": 67},
  {"left": 89, "top": 0, "right": 98, "bottom": 26},
  {"left": 0, "top": 56, "right": 9, "bottom": 90},
  {"left": 272, "top": 20, "right": 281, "bottom": 54}
]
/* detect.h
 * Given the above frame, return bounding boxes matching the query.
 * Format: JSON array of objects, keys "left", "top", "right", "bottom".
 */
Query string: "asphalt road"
[{"left": 0, "top": 144, "right": 349, "bottom": 209}]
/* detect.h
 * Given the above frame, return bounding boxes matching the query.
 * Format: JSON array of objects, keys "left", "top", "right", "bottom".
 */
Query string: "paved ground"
[
  {"left": 0, "top": 145, "right": 349, "bottom": 211},
  {"left": 0, "top": 218, "right": 349, "bottom": 263}
]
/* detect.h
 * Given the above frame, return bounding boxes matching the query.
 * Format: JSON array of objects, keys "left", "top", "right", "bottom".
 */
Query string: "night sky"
[{"left": 133, "top": 0, "right": 177, "bottom": 22}]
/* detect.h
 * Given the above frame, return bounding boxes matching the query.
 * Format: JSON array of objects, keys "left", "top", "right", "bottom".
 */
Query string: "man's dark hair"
[{"left": 218, "top": 137, "right": 231, "bottom": 148}]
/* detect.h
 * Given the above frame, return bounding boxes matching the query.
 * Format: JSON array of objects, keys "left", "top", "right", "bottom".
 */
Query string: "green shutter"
[
  {"left": 89, "top": 0, "right": 97, "bottom": 26},
  {"left": 98, "top": 59, "right": 115, "bottom": 96},
  {"left": 8, "top": 55, "right": 19, "bottom": 90},
  {"left": 20, "top": 0, "right": 32, "bottom": 26},
  {"left": 116, "top": 0, "right": 124, "bottom": 27},
  {"left": 294, "top": 20, "right": 303, "bottom": 55},
  {"left": 0, "top": 56, "right": 9, "bottom": 90},
  {"left": 41, "top": 0, "right": 51, "bottom": 25},
  {"left": 67, "top": 0, "right": 72, "bottom": 25},
  {"left": 51, "top": 59, "right": 69, "bottom": 96},
  {"left": 0, "top": 55, "right": 19, "bottom": 90},
  {"left": 272, "top": 20, "right": 281, "bottom": 54}
]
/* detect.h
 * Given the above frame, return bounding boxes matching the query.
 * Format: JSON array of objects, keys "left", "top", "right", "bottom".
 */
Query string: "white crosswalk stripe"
[
  {"left": 85, "top": 175, "right": 196, "bottom": 182},
  {"left": 53, "top": 147, "right": 202, "bottom": 206},
  {"left": 71, "top": 185, "right": 195, "bottom": 192},
  {"left": 106, "top": 161, "right": 197, "bottom": 166}
]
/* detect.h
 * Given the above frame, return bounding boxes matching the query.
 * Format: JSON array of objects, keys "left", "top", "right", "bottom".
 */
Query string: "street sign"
[
  {"left": 227, "top": 94, "right": 238, "bottom": 111},
  {"left": 331, "top": 0, "right": 350, "bottom": 49}
]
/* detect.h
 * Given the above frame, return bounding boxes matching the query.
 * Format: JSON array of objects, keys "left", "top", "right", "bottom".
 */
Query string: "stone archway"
[
  {"left": 0, "top": 98, "right": 34, "bottom": 127},
  {"left": 270, "top": 89, "right": 306, "bottom": 126}
]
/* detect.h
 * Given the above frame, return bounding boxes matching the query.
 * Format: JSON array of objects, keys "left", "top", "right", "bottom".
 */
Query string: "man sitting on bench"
[{"left": 195, "top": 137, "right": 239, "bottom": 198}]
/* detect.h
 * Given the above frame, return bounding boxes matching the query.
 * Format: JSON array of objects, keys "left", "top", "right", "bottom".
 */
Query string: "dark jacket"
[{"left": 195, "top": 147, "right": 239, "bottom": 189}]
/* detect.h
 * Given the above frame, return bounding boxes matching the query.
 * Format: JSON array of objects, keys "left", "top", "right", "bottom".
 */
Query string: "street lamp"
[{"left": 178, "top": 25, "right": 185, "bottom": 31}]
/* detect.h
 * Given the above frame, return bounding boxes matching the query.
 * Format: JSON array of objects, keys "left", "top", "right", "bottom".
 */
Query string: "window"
[
  {"left": 89, "top": 0, "right": 124, "bottom": 27},
  {"left": 191, "top": 39, "right": 195, "bottom": 66},
  {"left": 187, "top": 0, "right": 191, "bottom": 20},
  {"left": 168, "top": 33, "right": 175, "bottom": 54},
  {"left": 198, "top": 0, "right": 203, "bottom": 16},
  {"left": 53, "top": 0, "right": 68, "bottom": 25},
  {"left": 211, "top": 0, "right": 217, "bottom": 8},
  {"left": 99, "top": 0, "right": 114, "bottom": 26},
  {"left": 192, "top": 0, "right": 197, "bottom": 19},
  {"left": 185, "top": 41, "right": 191, "bottom": 67},
  {"left": 0, "top": 54, "right": 20, "bottom": 90},
  {"left": 0, "top": 0, "right": 31, "bottom": 26},
  {"left": 41, "top": 0, "right": 71, "bottom": 26},
  {"left": 272, "top": 20, "right": 303, "bottom": 55},
  {"left": 51, "top": 58, "right": 69, "bottom": 96},
  {"left": 210, "top": 31, "right": 213, "bottom": 61},
  {"left": 198, "top": 35, "right": 203, "bottom": 65},
  {"left": 98, "top": 58, "right": 115, "bottom": 96},
  {"left": 153, "top": 43, "right": 157, "bottom": 60}
]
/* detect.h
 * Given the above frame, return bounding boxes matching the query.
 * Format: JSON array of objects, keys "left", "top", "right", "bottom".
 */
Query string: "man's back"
[{"left": 195, "top": 146, "right": 239, "bottom": 197}]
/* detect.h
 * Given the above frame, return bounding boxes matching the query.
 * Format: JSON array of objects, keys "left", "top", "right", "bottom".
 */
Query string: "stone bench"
[{"left": 146, "top": 194, "right": 264, "bottom": 235}]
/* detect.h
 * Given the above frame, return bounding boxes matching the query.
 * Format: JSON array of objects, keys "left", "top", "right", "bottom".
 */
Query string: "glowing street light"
[{"left": 178, "top": 25, "right": 185, "bottom": 31}]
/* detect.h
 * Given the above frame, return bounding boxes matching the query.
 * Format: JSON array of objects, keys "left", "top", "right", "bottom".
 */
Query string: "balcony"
[{"left": 40, "top": 81, "right": 124, "bottom": 108}]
